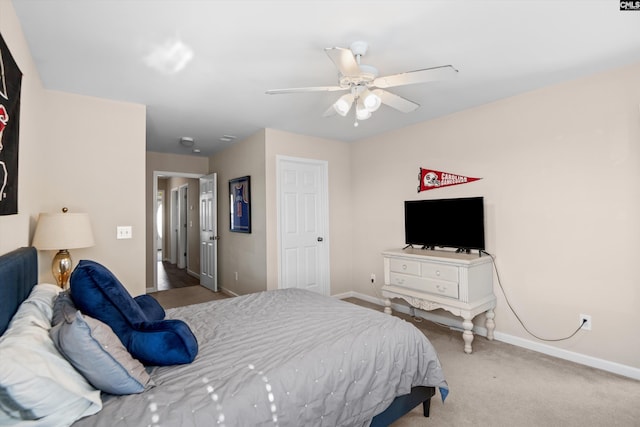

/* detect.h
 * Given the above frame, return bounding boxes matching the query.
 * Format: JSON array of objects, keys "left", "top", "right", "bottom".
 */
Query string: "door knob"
[{"left": 317, "top": 237, "right": 323, "bottom": 242}]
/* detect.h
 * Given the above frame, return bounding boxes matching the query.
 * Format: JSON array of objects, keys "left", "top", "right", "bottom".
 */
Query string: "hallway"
[{"left": 157, "top": 260, "right": 200, "bottom": 291}]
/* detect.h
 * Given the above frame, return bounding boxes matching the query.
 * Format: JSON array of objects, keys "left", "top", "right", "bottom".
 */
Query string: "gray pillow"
[
  {"left": 50, "top": 310, "right": 153, "bottom": 395},
  {"left": 52, "top": 291, "right": 76, "bottom": 326}
]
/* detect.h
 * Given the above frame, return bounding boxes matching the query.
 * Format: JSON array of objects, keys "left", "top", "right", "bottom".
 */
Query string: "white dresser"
[{"left": 381, "top": 248, "right": 496, "bottom": 353}]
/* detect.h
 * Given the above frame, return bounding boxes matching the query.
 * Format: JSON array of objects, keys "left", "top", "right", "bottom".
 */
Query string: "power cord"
[{"left": 480, "top": 250, "right": 586, "bottom": 342}]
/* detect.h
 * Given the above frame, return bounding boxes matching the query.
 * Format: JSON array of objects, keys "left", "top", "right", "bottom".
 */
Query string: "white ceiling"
[{"left": 12, "top": 0, "right": 640, "bottom": 157}]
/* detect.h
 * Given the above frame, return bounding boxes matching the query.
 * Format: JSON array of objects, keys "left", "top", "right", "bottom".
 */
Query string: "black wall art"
[{"left": 0, "top": 33, "right": 22, "bottom": 216}]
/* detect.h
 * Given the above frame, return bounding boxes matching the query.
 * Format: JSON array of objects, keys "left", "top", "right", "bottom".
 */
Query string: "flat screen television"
[{"left": 404, "top": 196, "right": 485, "bottom": 252}]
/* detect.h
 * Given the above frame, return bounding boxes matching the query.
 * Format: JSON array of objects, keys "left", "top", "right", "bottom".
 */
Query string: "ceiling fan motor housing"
[{"left": 339, "top": 64, "right": 379, "bottom": 89}]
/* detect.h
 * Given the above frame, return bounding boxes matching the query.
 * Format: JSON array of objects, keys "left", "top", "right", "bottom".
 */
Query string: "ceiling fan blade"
[
  {"left": 376, "top": 89, "right": 420, "bottom": 113},
  {"left": 265, "top": 85, "right": 344, "bottom": 95},
  {"left": 373, "top": 65, "right": 458, "bottom": 89},
  {"left": 324, "top": 47, "right": 360, "bottom": 76}
]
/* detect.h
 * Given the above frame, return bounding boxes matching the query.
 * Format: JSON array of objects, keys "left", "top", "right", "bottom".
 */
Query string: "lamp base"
[{"left": 52, "top": 249, "right": 72, "bottom": 289}]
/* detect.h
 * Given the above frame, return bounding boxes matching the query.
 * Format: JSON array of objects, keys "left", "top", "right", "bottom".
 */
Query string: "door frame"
[
  {"left": 151, "top": 171, "right": 205, "bottom": 292},
  {"left": 156, "top": 189, "right": 164, "bottom": 261},
  {"left": 276, "top": 155, "right": 330, "bottom": 295}
]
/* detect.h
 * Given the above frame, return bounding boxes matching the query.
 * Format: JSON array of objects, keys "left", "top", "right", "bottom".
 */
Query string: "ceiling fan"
[{"left": 266, "top": 41, "right": 458, "bottom": 127}]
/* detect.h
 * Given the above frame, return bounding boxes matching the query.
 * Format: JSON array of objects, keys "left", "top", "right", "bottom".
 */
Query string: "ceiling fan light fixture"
[
  {"left": 179, "top": 136, "right": 194, "bottom": 147},
  {"left": 333, "top": 94, "right": 354, "bottom": 116},
  {"left": 356, "top": 99, "right": 372, "bottom": 121},
  {"left": 362, "top": 89, "right": 382, "bottom": 112}
]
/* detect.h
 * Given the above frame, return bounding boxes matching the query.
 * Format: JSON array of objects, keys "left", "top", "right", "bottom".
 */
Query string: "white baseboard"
[
  {"left": 220, "top": 287, "right": 239, "bottom": 297},
  {"left": 337, "top": 291, "right": 640, "bottom": 381},
  {"left": 493, "top": 332, "right": 640, "bottom": 380}
]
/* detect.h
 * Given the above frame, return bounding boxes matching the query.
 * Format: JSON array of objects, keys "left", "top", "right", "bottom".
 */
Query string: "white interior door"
[
  {"left": 277, "top": 156, "right": 329, "bottom": 295},
  {"left": 156, "top": 190, "right": 163, "bottom": 260},
  {"left": 200, "top": 173, "right": 218, "bottom": 291},
  {"left": 177, "top": 184, "right": 188, "bottom": 269}
]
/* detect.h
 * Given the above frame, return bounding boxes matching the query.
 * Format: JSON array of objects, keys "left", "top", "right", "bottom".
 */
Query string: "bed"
[{"left": 0, "top": 247, "right": 448, "bottom": 426}]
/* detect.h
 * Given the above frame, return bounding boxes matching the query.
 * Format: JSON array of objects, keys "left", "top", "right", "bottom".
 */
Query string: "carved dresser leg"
[
  {"left": 462, "top": 316, "right": 474, "bottom": 354},
  {"left": 383, "top": 298, "right": 392, "bottom": 315},
  {"left": 485, "top": 309, "right": 495, "bottom": 341}
]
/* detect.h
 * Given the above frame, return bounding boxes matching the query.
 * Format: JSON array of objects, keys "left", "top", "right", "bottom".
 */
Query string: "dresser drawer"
[
  {"left": 388, "top": 258, "right": 421, "bottom": 276},
  {"left": 421, "top": 263, "right": 458, "bottom": 282},
  {"left": 388, "top": 272, "right": 459, "bottom": 299}
]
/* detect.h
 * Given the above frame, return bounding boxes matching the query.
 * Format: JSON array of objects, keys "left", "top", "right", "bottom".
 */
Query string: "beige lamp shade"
[
  {"left": 32, "top": 212, "right": 95, "bottom": 250},
  {"left": 32, "top": 210, "right": 95, "bottom": 288}
]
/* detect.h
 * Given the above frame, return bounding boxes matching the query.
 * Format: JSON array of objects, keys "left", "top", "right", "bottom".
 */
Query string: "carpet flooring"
[{"left": 148, "top": 286, "right": 640, "bottom": 426}]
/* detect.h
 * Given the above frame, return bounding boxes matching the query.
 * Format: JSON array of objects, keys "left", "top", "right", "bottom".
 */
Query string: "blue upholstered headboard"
[{"left": 0, "top": 247, "right": 38, "bottom": 335}]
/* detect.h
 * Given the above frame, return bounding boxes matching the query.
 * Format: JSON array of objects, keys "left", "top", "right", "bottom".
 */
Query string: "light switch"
[{"left": 116, "top": 226, "right": 133, "bottom": 239}]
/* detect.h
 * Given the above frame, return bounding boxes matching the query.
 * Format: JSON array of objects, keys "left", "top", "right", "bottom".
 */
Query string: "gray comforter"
[{"left": 74, "top": 289, "right": 448, "bottom": 427}]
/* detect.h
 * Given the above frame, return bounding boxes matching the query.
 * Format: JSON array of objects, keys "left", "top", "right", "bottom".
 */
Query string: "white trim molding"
[{"left": 336, "top": 291, "right": 640, "bottom": 381}]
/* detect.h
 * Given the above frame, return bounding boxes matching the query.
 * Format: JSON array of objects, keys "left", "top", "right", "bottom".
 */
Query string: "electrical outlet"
[
  {"left": 370, "top": 273, "right": 376, "bottom": 283},
  {"left": 579, "top": 314, "right": 592, "bottom": 331}
]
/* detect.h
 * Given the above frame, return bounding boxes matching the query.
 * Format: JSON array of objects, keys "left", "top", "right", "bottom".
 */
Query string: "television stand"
[{"left": 381, "top": 248, "right": 496, "bottom": 354}]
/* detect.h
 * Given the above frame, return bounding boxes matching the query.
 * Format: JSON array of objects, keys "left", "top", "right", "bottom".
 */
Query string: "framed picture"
[{"left": 229, "top": 176, "right": 251, "bottom": 233}]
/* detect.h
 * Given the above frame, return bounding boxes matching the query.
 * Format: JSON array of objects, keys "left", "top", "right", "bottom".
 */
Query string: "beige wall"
[
  {"left": 209, "top": 130, "right": 267, "bottom": 295},
  {"left": 1, "top": 1, "right": 147, "bottom": 295},
  {"left": 350, "top": 62, "right": 640, "bottom": 369},
  {"left": 0, "top": 0, "right": 45, "bottom": 255},
  {"left": 145, "top": 151, "right": 209, "bottom": 287},
  {"left": 38, "top": 91, "right": 146, "bottom": 292}
]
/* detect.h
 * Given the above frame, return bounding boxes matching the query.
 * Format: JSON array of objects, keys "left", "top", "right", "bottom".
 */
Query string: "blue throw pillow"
[
  {"left": 70, "top": 260, "right": 198, "bottom": 366},
  {"left": 133, "top": 294, "right": 165, "bottom": 321}
]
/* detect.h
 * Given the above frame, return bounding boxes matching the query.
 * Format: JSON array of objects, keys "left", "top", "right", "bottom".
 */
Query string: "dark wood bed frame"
[{"left": 0, "top": 246, "right": 435, "bottom": 426}]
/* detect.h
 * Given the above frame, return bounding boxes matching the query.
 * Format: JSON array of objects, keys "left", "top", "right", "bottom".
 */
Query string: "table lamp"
[{"left": 32, "top": 207, "right": 95, "bottom": 288}]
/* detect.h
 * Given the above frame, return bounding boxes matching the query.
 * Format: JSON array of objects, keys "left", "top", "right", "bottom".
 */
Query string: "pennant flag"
[{"left": 418, "top": 168, "right": 481, "bottom": 192}]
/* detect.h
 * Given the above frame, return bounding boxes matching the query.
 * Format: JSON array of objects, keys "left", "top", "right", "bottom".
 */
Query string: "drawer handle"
[
  {"left": 436, "top": 285, "right": 446, "bottom": 293},
  {"left": 436, "top": 270, "right": 440, "bottom": 276},
  {"left": 402, "top": 264, "right": 407, "bottom": 270},
  {"left": 396, "top": 278, "right": 405, "bottom": 285}
]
